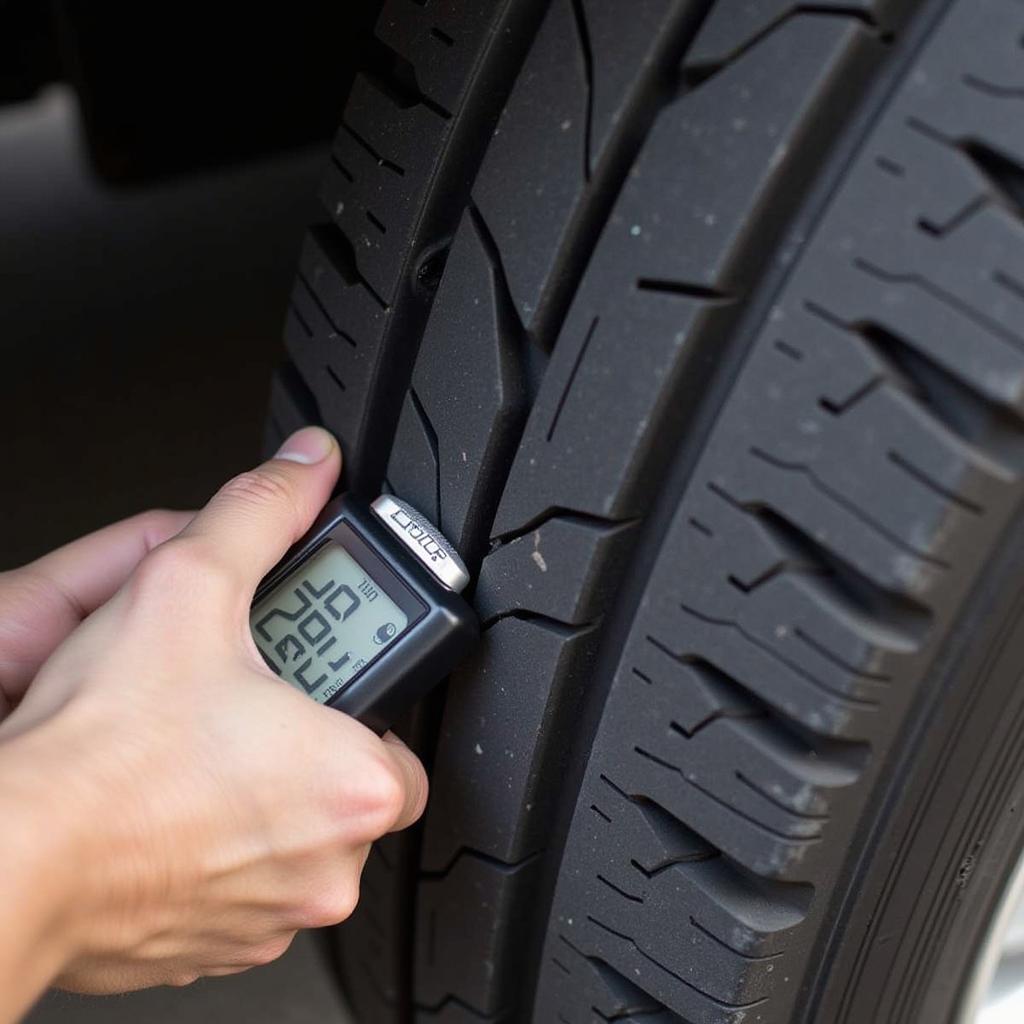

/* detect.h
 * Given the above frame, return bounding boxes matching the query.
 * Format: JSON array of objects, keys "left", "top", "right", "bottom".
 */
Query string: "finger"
[
  {"left": 180, "top": 427, "right": 341, "bottom": 588},
  {"left": 0, "top": 510, "right": 193, "bottom": 701},
  {"left": 18, "top": 509, "right": 193, "bottom": 616},
  {"left": 381, "top": 731, "right": 429, "bottom": 832}
]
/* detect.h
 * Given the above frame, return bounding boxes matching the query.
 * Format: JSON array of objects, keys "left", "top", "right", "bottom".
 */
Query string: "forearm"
[{"left": 0, "top": 734, "right": 76, "bottom": 1023}]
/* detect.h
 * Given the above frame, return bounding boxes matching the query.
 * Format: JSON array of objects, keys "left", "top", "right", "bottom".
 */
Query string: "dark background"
[
  {"left": 0, "top": 0, "right": 383, "bottom": 567},
  {"left": 0, "top": 72, "right": 352, "bottom": 1024},
  {"left": 0, "top": 86, "right": 319, "bottom": 565}
]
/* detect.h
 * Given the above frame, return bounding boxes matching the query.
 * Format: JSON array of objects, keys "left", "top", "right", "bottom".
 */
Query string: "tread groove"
[
  {"left": 917, "top": 194, "right": 988, "bottom": 237},
  {"left": 419, "top": 845, "right": 543, "bottom": 882},
  {"left": 408, "top": 386, "right": 442, "bottom": 528},
  {"left": 886, "top": 448, "right": 984, "bottom": 514},
  {"left": 297, "top": 271, "right": 359, "bottom": 347},
  {"left": 308, "top": 223, "right": 390, "bottom": 311},
  {"left": 961, "top": 72, "right": 1024, "bottom": 100},
  {"left": 330, "top": 153, "right": 355, "bottom": 183},
  {"left": 688, "top": 914, "right": 785, "bottom": 963},
  {"left": 362, "top": 52, "right": 454, "bottom": 121},
  {"left": 710, "top": 484, "right": 933, "bottom": 650},
  {"left": 491, "top": 506, "right": 635, "bottom": 548},
  {"left": 645, "top": 639, "right": 869, "bottom": 768},
  {"left": 959, "top": 138, "right": 1024, "bottom": 222},
  {"left": 853, "top": 256, "right": 1024, "bottom": 354},
  {"left": 342, "top": 120, "right": 407, "bottom": 176},
  {"left": 524, "top": 0, "right": 718, "bottom": 346},
  {"left": 633, "top": 745, "right": 823, "bottom": 843},
  {"left": 569, "top": 0, "right": 595, "bottom": 183},
  {"left": 481, "top": 608, "right": 597, "bottom": 635},
  {"left": 548, "top": 316, "right": 599, "bottom": 442},
  {"left": 682, "top": 5, "right": 882, "bottom": 89},
  {"left": 326, "top": 365, "right": 347, "bottom": 394},
  {"left": 677, "top": 600, "right": 880, "bottom": 708},
  {"left": 735, "top": 770, "right": 830, "bottom": 826},
  {"left": 288, "top": 302, "right": 313, "bottom": 338},
  {"left": 587, "top": 915, "right": 766, "bottom": 1011},
  {"left": 748, "top": 445, "right": 952, "bottom": 567},
  {"left": 596, "top": 872, "right": 644, "bottom": 905},
  {"left": 635, "top": 278, "right": 735, "bottom": 302},
  {"left": 805, "top": 299, "right": 1024, "bottom": 474},
  {"left": 557, "top": 941, "right": 692, "bottom": 1024}
]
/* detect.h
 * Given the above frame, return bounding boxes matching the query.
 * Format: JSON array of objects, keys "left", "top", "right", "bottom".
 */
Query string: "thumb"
[{"left": 180, "top": 427, "right": 341, "bottom": 590}]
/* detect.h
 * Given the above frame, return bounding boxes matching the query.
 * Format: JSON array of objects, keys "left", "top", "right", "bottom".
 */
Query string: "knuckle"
[
  {"left": 138, "top": 508, "right": 185, "bottom": 539},
  {"left": 360, "top": 759, "right": 408, "bottom": 831},
  {"left": 301, "top": 880, "right": 360, "bottom": 928},
  {"left": 132, "top": 538, "right": 216, "bottom": 595}
]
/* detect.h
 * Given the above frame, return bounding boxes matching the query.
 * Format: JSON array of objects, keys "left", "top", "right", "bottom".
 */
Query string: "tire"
[{"left": 267, "top": 0, "right": 1024, "bottom": 1021}]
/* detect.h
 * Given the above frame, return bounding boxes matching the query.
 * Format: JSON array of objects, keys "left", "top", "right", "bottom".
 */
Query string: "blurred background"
[
  {"left": 0, "top": 0, "right": 383, "bottom": 566},
  {"left": 0, "top": 85, "right": 323, "bottom": 566},
  {"left": 0, "top": 1, "right": 384, "bottom": 1018}
]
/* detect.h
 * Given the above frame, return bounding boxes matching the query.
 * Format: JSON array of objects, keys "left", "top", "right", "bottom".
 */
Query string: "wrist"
[{"left": 0, "top": 724, "right": 89, "bottom": 1012}]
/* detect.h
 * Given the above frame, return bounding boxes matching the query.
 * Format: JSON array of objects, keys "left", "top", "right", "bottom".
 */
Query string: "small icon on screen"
[{"left": 373, "top": 622, "right": 398, "bottom": 646}]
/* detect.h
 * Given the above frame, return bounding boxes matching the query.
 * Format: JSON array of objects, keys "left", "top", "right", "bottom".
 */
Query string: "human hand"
[
  {"left": 0, "top": 427, "right": 427, "bottom": 1007},
  {"left": 0, "top": 509, "right": 193, "bottom": 721}
]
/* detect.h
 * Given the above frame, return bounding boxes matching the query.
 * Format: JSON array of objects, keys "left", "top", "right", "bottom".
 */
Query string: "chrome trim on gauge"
[{"left": 371, "top": 494, "right": 470, "bottom": 594}]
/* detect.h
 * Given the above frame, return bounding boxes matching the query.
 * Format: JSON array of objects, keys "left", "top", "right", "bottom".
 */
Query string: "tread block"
[
  {"left": 794, "top": 9, "right": 1024, "bottom": 419},
  {"left": 534, "top": 2, "right": 1024, "bottom": 1021},
  {"left": 586, "top": 667, "right": 861, "bottom": 879},
  {"left": 284, "top": 227, "right": 388, "bottom": 484},
  {"left": 376, "top": 1, "right": 501, "bottom": 116},
  {"left": 551, "top": 947, "right": 693, "bottom": 1024},
  {"left": 491, "top": 15, "right": 868, "bottom": 536},
  {"left": 388, "top": 211, "right": 528, "bottom": 555},
  {"left": 338, "top": 836, "right": 406, "bottom": 1017},
  {"left": 414, "top": 852, "right": 543, "bottom": 1018},
  {"left": 319, "top": 0, "right": 502, "bottom": 311},
  {"left": 583, "top": 0, "right": 680, "bottom": 171},
  {"left": 475, "top": 513, "right": 637, "bottom": 625},
  {"left": 472, "top": 0, "right": 589, "bottom": 328},
  {"left": 420, "top": 616, "right": 599, "bottom": 872},
  {"left": 686, "top": 0, "right": 880, "bottom": 74},
  {"left": 328, "top": 75, "right": 448, "bottom": 303},
  {"left": 389, "top": 388, "right": 441, "bottom": 525},
  {"left": 549, "top": 764, "right": 814, "bottom": 1014},
  {"left": 287, "top": 0, "right": 545, "bottom": 497},
  {"left": 472, "top": 0, "right": 700, "bottom": 331}
]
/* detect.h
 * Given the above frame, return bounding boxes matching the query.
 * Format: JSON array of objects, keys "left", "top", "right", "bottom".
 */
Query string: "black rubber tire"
[{"left": 268, "top": 0, "right": 1024, "bottom": 1020}]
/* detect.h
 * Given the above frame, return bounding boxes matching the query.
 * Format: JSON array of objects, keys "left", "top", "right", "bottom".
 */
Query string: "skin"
[{"left": 0, "top": 427, "right": 428, "bottom": 1023}]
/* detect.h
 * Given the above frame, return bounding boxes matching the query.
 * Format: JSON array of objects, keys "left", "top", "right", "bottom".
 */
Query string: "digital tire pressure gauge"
[{"left": 250, "top": 494, "right": 477, "bottom": 734}]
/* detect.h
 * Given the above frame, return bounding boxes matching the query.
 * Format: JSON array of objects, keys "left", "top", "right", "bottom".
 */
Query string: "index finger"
[
  {"left": 180, "top": 427, "right": 341, "bottom": 588},
  {"left": 0, "top": 510, "right": 193, "bottom": 703}
]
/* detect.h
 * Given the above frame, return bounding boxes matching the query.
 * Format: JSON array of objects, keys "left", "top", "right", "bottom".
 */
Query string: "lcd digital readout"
[{"left": 250, "top": 542, "right": 409, "bottom": 705}]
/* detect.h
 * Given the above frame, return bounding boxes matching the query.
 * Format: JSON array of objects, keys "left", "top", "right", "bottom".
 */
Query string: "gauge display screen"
[{"left": 251, "top": 541, "right": 410, "bottom": 705}]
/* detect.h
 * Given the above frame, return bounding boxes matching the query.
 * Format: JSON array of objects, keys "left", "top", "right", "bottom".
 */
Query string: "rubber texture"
[{"left": 267, "top": 0, "right": 1024, "bottom": 1020}]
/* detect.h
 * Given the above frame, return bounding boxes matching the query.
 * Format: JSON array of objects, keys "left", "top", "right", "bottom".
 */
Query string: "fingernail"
[{"left": 275, "top": 427, "right": 336, "bottom": 465}]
